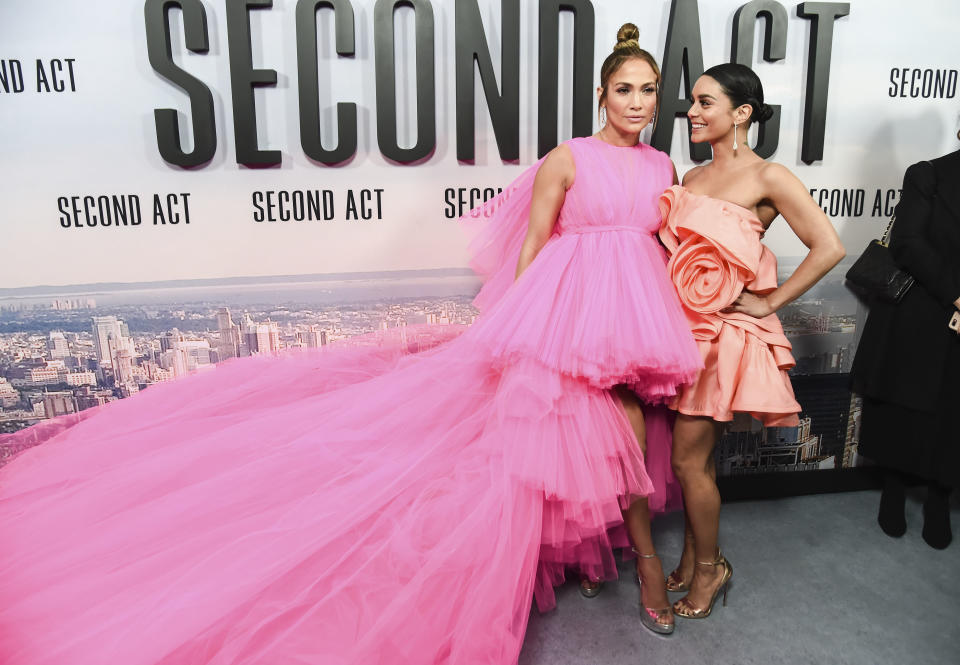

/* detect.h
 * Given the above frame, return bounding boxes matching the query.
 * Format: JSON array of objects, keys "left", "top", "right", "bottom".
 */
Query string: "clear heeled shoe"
[
  {"left": 634, "top": 551, "right": 675, "bottom": 635},
  {"left": 579, "top": 577, "right": 604, "bottom": 598},
  {"left": 672, "top": 553, "right": 732, "bottom": 620}
]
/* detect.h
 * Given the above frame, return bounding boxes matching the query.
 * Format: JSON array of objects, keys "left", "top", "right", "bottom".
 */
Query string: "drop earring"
[
  {"left": 599, "top": 107, "right": 607, "bottom": 128},
  {"left": 733, "top": 121, "right": 739, "bottom": 151}
]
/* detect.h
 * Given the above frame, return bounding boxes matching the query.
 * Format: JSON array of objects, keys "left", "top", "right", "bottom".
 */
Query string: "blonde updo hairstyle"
[{"left": 598, "top": 23, "right": 662, "bottom": 127}]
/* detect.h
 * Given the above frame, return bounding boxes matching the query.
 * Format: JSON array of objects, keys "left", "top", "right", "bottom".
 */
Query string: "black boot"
[
  {"left": 922, "top": 483, "right": 953, "bottom": 550},
  {"left": 878, "top": 470, "right": 907, "bottom": 538}
]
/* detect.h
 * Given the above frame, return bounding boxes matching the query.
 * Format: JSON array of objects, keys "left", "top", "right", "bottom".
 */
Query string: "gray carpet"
[{"left": 519, "top": 489, "right": 960, "bottom": 665}]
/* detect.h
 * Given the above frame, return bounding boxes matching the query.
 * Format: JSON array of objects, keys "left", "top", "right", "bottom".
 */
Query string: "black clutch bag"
[{"left": 845, "top": 215, "right": 915, "bottom": 303}]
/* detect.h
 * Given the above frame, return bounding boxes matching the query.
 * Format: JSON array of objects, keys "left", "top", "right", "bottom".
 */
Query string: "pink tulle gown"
[{"left": 0, "top": 137, "right": 701, "bottom": 665}]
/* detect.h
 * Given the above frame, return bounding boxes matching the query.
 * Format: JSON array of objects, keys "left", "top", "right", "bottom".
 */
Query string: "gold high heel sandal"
[
  {"left": 634, "top": 551, "right": 675, "bottom": 635},
  {"left": 672, "top": 554, "right": 732, "bottom": 619},
  {"left": 665, "top": 567, "right": 689, "bottom": 593},
  {"left": 666, "top": 534, "right": 696, "bottom": 592}
]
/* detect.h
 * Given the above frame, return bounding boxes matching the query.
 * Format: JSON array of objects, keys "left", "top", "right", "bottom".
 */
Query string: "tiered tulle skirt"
[{"left": 474, "top": 230, "right": 702, "bottom": 400}]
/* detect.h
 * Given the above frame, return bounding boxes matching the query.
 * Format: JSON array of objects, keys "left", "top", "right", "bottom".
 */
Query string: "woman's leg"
[
  {"left": 666, "top": 472, "right": 711, "bottom": 591},
  {"left": 671, "top": 414, "right": 726, "bottom": 611},
  {"left": 877, "top": 468, "right": 907, "bottom": 537},
  {"left": 922, "top": 481, "right": 953, "bottom": 549},
  {"left": 615, "top": 387, "right": 673, "bottom": 628}
]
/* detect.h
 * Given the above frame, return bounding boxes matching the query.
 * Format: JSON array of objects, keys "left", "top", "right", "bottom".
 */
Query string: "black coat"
[{"left": 851, "top": 149, "right": 960, "bottom": 412}]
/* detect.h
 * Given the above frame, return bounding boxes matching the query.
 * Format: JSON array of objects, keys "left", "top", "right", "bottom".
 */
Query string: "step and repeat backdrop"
[{"left": 1, "top": 0, "right": 958, "bottom": 478}]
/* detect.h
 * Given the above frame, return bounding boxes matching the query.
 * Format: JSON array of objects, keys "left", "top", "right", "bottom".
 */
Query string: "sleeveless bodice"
[{"left": 556, "top": 136, "right": 673, "bottom": 236}]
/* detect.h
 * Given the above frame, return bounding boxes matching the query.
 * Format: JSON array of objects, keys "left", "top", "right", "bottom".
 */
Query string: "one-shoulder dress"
[{"left": 0, "top": 137, "right": 701, "bottom": 665}]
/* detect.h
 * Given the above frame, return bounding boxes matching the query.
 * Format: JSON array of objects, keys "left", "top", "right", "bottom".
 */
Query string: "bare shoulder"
[
  {"left": 680, "top": 164, "right": 707, "bottom": 186},
  {"left": 537, "top": 143, "right": 576, "bottom": 189},
  {"left": 757, "top": 161, "right": 801, "bottom": 191},
  {"left": 543, "top": 143, "right": 575, "bottom": 169}
]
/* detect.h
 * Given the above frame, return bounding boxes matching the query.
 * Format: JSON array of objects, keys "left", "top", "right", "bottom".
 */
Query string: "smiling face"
[
  {"left": 687, "top": 75, "right": 752, "bottom": 144},
  {"left": 597, "top": 58, "right": 659, "bottom": 137}
]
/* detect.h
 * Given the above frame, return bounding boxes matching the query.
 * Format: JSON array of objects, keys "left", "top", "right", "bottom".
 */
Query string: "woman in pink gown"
[
  {"left": 0, "top": 28, "right": 701, "bottom": 665},
  {"left": 656, "top": 63, "right": 846, "bottom": 619}
]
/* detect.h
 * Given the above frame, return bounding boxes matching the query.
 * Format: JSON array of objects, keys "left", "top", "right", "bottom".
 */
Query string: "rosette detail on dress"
[{"left": 658, "top": 186, "right": 800, "bottom": 427}]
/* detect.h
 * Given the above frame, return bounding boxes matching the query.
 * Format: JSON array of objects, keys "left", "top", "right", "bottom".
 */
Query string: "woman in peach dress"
[{"left": 657, "top": 63, "right": 845, "bottom": 618}]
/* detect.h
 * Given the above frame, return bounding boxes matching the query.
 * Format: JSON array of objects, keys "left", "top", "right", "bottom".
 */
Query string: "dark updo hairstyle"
[
  {"left": 702, "top": 63, "right": 774, "bottom": 124},
  {"left": 598, "top": 23, "right": 662, "bottom": 121}
]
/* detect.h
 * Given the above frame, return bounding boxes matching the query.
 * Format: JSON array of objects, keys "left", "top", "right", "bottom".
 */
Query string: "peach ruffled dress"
[{"left": 658, "top": 186, "right": 801, "bottom": 427}]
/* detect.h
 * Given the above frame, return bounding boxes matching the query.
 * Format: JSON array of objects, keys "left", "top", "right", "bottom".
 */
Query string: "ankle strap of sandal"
[
  {"left": 696, "top": 558, "right": 724, "bottom": 566},
  {"left": 631, "top": 547, "right": 658, "bottom": 559},
  {"left": 695, "top": 548, "right": 724, "bottom": 566}
]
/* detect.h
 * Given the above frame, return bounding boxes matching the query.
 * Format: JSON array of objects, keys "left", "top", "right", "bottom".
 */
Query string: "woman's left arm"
[{"left": 725, "top": 163, "right": 846, "bottom": 317}]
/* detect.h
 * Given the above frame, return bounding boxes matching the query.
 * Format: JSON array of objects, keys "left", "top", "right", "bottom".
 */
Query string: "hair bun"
[
  {"left": 756, "top": 103, "right": 775, "bottom": 124},
  {"left": 614, "top": 23, "right": 640, "bottom": 50}
]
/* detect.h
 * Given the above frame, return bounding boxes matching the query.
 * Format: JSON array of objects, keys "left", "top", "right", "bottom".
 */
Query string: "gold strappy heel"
[
  {"left": 672, "top": 553, "right": 732, "bottom": 619},
  {"left": 634, "top": 551, "right": 675, "bottom": 635},
  {"left": 665, "top": 567, "right": 689, "bottom": 592},
  {"left": 666, "top": 532, "right": 696, "bottom": 592}
]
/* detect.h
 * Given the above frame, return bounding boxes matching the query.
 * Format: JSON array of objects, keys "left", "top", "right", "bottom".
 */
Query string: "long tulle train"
[{"left": 0, "top": 323, "right": 657, "bottom": 664}]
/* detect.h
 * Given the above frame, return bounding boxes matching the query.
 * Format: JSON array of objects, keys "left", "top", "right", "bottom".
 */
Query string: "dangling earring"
[
  {"left": 599, "top": 107, "right": 607, "bottom": 128},
  {"left": 733, "top": 121, "right": 739, "bottom": 151}
]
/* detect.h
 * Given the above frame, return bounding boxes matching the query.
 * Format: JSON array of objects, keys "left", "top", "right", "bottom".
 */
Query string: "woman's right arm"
[
  {"left": 889, "top": 160, "right": 960, "bottom": 310},
  {"left": 515, "top": 145, "right": 575, "bottom": 279}
]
